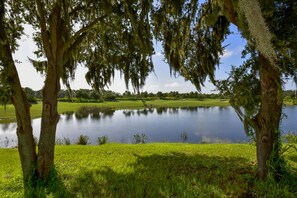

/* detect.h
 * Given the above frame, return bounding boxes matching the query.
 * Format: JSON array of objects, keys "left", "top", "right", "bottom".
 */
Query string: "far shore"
[{"left": 0, "top": 98, "right": 295, "bottom": 123}]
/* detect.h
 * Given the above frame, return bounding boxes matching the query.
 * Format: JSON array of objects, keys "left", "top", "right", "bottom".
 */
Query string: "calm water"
[{"left": 1, "top": 106, "right": 296, "bottom": 147}]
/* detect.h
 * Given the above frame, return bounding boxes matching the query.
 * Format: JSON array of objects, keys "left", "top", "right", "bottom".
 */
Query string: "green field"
[
  {"left": 0, "top": 99, "right": 229, "bottom": 123},
  {"left": 0, "top": 143, "right": 296, "bottom": 197}
]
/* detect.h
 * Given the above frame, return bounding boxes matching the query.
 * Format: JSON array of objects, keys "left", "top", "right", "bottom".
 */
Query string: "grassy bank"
[
  {"left": 0, "top": 143, "right": 296, "bottom": 197},
  {"left": 0, "top": 99, "right": 229, "bottom": 123}
]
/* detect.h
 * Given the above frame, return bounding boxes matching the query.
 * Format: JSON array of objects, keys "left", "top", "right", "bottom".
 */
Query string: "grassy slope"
[
  {"left": 0, "top": 99, "right": 229, "bottom": 123},
  {"left": 0, "top": 143, "right": 296, "bottom": 197}
]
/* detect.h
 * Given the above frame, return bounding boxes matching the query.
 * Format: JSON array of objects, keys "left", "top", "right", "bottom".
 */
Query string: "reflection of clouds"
[
  {"left": 193, "top": 132, "right": 233, "bottom": 143},
  {"left": 0, "top": 122, "right": 17, "bottom": 134}
]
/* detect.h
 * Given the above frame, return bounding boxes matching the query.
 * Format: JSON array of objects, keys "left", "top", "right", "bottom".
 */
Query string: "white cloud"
[
  {"left": 220, "top": 49, "right": 234, "bottom": 59},
  {"left": 164, "top": 82, "right": 183, "bottom": 88}
]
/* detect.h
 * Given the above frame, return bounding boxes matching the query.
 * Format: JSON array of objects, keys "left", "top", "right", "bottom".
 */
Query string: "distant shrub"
[
  {"left": 55, "top": 138, "right": 63, "bottom": 145},
  {"left": 76, "top": 135, "right": 90, "bottom": 145},
  {"left": 56, "top": 137, "right": 71, "bottom": 145},
  {"left": 64, "top": 137, "right": 71, "bottom": 145},
  {"left": 134, "top": 133, "right": 148, "bottom": 144},
  {"left": 97, "top": 136, "right": 108, "bottom": 145}
]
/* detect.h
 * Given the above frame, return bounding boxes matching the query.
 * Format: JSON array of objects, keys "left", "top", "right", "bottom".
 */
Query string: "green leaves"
[
  {"left": 152, "top": 0, "right": 229, "bottom": 91},
  {"left": 84, "top": 0, "right": 154, "bottom": 91},
  {"left": 216, "top": 50, "right": 261, "bottom": 137}
]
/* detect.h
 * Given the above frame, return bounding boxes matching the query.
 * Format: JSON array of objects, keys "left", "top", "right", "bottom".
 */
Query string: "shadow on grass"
[
  {"left": 24, "top": 168, "right": 70, "bottom": 198},
  {"left": 70, "top": 153, "right": 254, "bottom": 197}
]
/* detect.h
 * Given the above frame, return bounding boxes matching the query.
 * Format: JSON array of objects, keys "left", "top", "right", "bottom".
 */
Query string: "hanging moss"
[{"left": 238, "top": 0, "right": 278, "bottom": 69}]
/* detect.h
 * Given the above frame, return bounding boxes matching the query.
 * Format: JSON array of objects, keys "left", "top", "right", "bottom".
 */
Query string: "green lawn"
[
  {"left": 0, "top": 143, "right": 296, "bottom": 197},
  {"left": 0, "top": 99, "right": 229, "bottom": 123}
]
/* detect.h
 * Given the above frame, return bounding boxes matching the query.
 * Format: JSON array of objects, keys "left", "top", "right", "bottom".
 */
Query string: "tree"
[
  {"left": 0, "top": 0, "right": 37, "bottom": 186},
  {"left": 75, "top": 89, "right": 90, "bottom": 101},
  {"left": 152, "top": 0, "right": 296, "bottom": 179},
  {"left": 1, "top": 0, "right": 154, "bottom": 191},
  {"left": 156, "top": 91, "right": 163, "bottom": 99},
  {"left": 23, "top": 87, "right": 37, "bottom": 103}
]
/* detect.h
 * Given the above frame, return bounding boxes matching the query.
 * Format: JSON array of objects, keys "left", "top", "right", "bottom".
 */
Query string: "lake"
[{"left": 1, "top": 106, "right": 296, "bottom": 147}]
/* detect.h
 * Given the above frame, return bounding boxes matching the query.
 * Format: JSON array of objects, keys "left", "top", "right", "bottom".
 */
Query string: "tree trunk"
[
  {"left": 253, "top": 54, "right": 282, "bottom": 179},
  {"left": 12, "top": 88, "right": 37, "bottom": 184},
  {"left": 37, "top": 64, "right": 60, "bottom": 180},
  {"left": 0, "top": 19, "right": 37, "bottom": 184}
]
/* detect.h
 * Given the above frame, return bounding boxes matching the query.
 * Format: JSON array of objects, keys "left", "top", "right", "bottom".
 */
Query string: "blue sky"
[{"left": 14, "top": 24, "right": 295, "bottom": 93}]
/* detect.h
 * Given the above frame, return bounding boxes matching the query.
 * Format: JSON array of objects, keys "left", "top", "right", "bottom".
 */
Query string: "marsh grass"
[
  {"left": 134, "top": 133, "right": 148, "bottom": 144},
  {"left": 97, "top": 136, "right": 108, "bottom": 145},
  {"left": 1, "top": 144, "right": 296, "bottom": 197},
  {"left": 76, "top": 135, "right": 90, "bottom": 145},
  {"left": 56, "top": 137, "right": 71, "bottom": 145}
]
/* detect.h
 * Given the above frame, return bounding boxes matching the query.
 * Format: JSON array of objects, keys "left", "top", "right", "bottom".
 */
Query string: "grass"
[
  {"left": 0, "top": 99, "right": 229, "bottom": 123},
  {"left": 0, "top": 143, "right": 296, "bottom": 197}
]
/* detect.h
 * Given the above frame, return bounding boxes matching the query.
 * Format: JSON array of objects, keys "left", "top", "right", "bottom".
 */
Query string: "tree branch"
[
  {"left": 62, "top": 32, "right": 87, "bottom": 66},
  {"left": 35, "top": 0, "right": 54, "bottom": 65},
  {"left": 61, "top": 14, "right": 107, "bottom": 57}
]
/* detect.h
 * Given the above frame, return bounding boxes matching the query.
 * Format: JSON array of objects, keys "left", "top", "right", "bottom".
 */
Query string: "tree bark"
[
  {"left": 37, "top": 63, "right": 60, "bottom": 180},
  {"left": 0, "top": 22, "right": 37, "bottom": 183},
  {"left": 12, "top": 85, "right": 37, "bottom": 184},
  {"left": 253, "top": 53, "right": 282, "bottom": 179}
]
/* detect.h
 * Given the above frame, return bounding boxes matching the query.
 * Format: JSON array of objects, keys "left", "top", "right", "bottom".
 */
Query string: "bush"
[
  {"left": 56, "top": 137, "right": 71, "bottom": 145},
  {"left": 76, "top": 135, "right": 90, "bottom": 145},
  {"left": 97, "top": 136, "right": 108, "bottom": 145},
  {"left": 134, "top": 133, "right": 148, "bottom": 144},
  {"left": 64, "top": 137, "right": 71, "bottom": 145}
]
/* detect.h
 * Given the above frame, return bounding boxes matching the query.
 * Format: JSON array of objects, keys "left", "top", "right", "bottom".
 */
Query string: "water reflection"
[
  {"left": 62, "top": 111, "right": 74, "bottom": 121},
  {"left": 123, "top": 110, "right": 135, "bottom": 117},
  {"left": 73, "top": 107, "right": 115, "bottom": 120},
  {"left": 1, "top": 122, "right": 17, "bottom": 131},
  {"left": 156, "top": 107, "right": 168, "bottom": 114},
  {"left": 1, "top": 106, "right": 296, "bottom": 148}
]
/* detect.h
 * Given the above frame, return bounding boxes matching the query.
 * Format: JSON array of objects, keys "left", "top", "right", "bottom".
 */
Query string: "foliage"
[
  {"left": 216, "top": 49, "right": 261, "bottom": 137},
  {"left": 23, "top": 87, "right": 37, "bottom": 104},
  {"left": 283, "top": 132, "right": 297, "bottom": 144},
  {"left": 76, "top": 135, "right": 89, "bottom": 145},
  {"left": 152, "top": 0, "right": 229, "bottom": 91},
  {"left": 97, "top": 136, "right": 108, "bottom": 145},
  {"left": 0, "top": 0, "right": 24, "bottom": 106}
]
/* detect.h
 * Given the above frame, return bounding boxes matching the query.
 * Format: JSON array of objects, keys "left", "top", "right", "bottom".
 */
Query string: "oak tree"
[
  {"left": 152, "top": 0, "right": 296, "bottom": 179},
  {"left": 1, "top": 0, "right": 154, "bottom": 192}
]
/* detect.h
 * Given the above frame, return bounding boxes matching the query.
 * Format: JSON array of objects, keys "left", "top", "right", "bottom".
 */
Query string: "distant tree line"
[{"left": 22, "top": 87, "right": 297, "bottom": 103}]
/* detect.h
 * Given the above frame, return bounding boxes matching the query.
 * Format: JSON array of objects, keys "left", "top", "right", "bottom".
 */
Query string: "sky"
[{"left": 14, "top": 24, "right": 295, "bottom": 94}]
